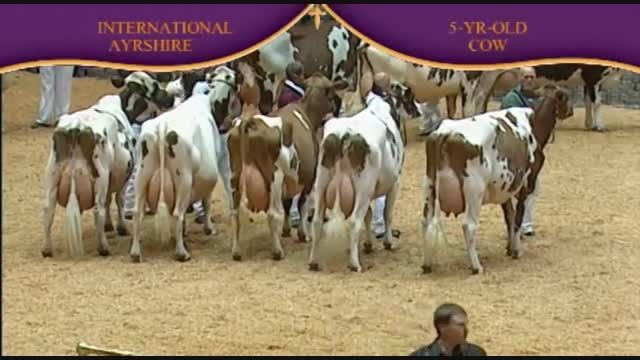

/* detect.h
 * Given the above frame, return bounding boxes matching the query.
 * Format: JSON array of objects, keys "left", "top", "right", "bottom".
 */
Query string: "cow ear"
[
  {"left": 111, "top": 76, "right": 125, "bottom": 88},
  {"left": 332, "top": 79, "right": 350, "bottom": 91},
  {"left": 151, "top": 86, "right": 175, "bottom": 109}
]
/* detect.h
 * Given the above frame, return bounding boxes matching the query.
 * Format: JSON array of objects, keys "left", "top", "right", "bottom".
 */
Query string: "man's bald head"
[{"left": 519, "top": 66, "right": 536, "bottom": 92}]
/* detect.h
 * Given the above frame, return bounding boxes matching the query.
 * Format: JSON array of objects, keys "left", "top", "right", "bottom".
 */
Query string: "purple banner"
[
  {"left": 0, "top": 4, "right": 638, "bottom": 70},
  {"left": 0, "top": 4, "right": 308, "bottom": 68},
  {"left": 326, "top": 4, "right": 640, "bottom": 67}
]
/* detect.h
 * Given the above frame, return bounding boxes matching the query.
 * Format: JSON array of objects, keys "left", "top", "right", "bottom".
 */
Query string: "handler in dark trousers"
[{"left": 409, "top": 303, "right": 487, "bottom": 356}]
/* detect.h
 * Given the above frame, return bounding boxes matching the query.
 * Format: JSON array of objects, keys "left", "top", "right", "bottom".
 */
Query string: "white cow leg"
[
  {"left": 267, "top": 170, "right": 285, "bottom": 261},
  {"left": 462, "top": 191, "right": 484, "bottom": 275},
  {"left": 348, "top": 182, "right": 376, "bottom": 272},
  {"left": 174, "top": 211, "right": 190, "bottom": 262},
  {"left": 104, "top": 193, "right": 114, "bottom": 232},
  {"left": 41, "top": 162, "right": 58, "bottom": 258},
  {"left": 115, "top": 186, "right": 129, "bottom": 236},
  {"left": 382, "top": 181, "right": 401, "bottom": 251},
  {"left": 230, "top": 209, "right": 242, "bottom": 261},
  {"left": 308, "top": 171, "right": 330, "bottom": 271},
  {"left": 130, "top": 164, "right": 153, "bottom": 263},
  {"left": 363, "top": 206, "right": 374, "bottom": 254},
  {"left": 174, "top": 174, "right": 192, "bottom": 262},
  {"left": 93, "top": 168, "right": 110, "bottom": 257},
  {"left": 201, "top": 192, "right": 216, "bottom": 236}
]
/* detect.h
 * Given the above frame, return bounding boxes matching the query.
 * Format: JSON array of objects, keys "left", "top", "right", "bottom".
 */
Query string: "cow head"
[
  {"left": 537, "top": 84, "right": 573, "bottom": 120},
  {"left": 206, "top": 66, "right": 243, "bottom": 133},
  {"left": 389, "top": 81, "right": 423, "bottom": 119},
  {"left": 289, "top": 63, "right": 349, "bottom": 124},
  {"left": 112, "top": 71, "right": 177, "bottom": 123}
]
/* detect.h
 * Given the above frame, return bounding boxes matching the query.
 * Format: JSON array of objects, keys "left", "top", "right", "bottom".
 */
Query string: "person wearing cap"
[
  {"left": 409, "top": 303, "right": 487, "bottom": 356},
  {"left": 500, "top": 66, "right": 539, "bottom": 237}
]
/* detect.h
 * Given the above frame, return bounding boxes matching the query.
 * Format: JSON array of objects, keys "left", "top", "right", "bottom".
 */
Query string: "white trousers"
[
  {"left": 36, "top": 65, "right": 74, "bottom": 125},
  {"left": 124, "top": 124, "right": 142, "bottom": 213}
]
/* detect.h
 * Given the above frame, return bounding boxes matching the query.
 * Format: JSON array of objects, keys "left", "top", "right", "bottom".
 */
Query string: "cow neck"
[
  {"left": 298, "top": 87, "right": 328, "bottom": 132},
  {"left": 531, "top": 96, "right": 557, "bottom": 150}
]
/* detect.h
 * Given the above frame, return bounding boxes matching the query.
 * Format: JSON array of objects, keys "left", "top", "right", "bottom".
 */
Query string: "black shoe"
[{"left": 30, "top": 121, "right": 52, "bottom": 129}]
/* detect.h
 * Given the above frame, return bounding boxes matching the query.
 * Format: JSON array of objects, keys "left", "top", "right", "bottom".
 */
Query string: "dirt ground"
[{"left": 2, "top": 71, "right": 639, "bottom": 356}]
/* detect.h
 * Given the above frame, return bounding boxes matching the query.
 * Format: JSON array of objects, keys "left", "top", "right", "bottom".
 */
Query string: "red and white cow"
[
  {"left": 129, "top": 66, "right": 240, "bottom": 262},
  {"left": 233, "top": 17, "right": 360, "bottom": 115},
  {"left": 421, "top": 107, "right": 538, "bottom": 275},
  {"left": 307, "top": 72, "right": 406, "bottom": 273},
  {"left": 225, "top": 71, "right": 346, "bottom": 262},
  {"left": 41, "top": 96, "right": 137, "bottom": 258}
]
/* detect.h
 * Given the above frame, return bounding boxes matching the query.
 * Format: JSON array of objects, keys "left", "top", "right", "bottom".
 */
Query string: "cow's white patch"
[
  {"left": 327, "top": 26, "right": 350, "bottom": 80},
  {"left": 258, "top": 32, "right": 297, "bottom": 104}
]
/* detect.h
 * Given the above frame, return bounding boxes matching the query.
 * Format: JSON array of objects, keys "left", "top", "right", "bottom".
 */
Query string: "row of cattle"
[{"left": 39, "top": 18, "right": 598, "bottom": 274}]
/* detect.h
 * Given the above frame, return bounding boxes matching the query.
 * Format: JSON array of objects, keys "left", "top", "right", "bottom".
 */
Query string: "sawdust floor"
[{"left": 2, "top": 72, "right": 639, "bottom": 355}]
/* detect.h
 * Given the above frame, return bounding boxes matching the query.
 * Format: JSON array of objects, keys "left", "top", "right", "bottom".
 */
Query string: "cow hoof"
[
  {"left": 232, "top": 253, "right": 242, "bottom": 262},
  {"left": 272, "top": 251, "right": 284, "bottom": 261},
  {"left": 117, "top": 226, "right": 129, "bottom": 236},
  {"left": 363, "top": 242, "right": 373, "bottom": 254},
  {"left": 421, "top": 265, "right": 432, "bottom": 274},
  {"left": 282, "top": 229, "right": 291, "bottom": 238},
  {"left": 41, "top": 250, "right": 53, "bottom": 258},
  {"left": 175, "top": 253, "right": 191, "bottom": 262},
  {"left": 104, "top": 223, "right": 115, "bottom": 232},
  {"left": 297, "top": 233, "right": 307, "bottom": 243},
  {"left": 98, "top": 248, "right": 110, "bottom": 257},
  {"left": 130, "top": 254, "right": 141, "bottom": 263},
  {"left": 204, "top": 227, "right": 213, "bottom": 236},
  {"left": 471, "top": 267, "right": 484, "bottom": 275},
  {"left": 309, "top": 263, "right": 320, "bottom": 272},
  {"left": 348, "top": 265, "right": 362, "bottom": 273},
  {"left": 383, "top": 242, "right": 393, "bottom": 251}
]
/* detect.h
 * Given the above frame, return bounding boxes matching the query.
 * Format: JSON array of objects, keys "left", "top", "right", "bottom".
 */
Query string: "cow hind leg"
[
  {"left": 363, "top": 206, "right": 373, "bottom": 254},
  {"left": 202, "top": 192, "right": 216, "bottom": 236},
  {"left": 41, "top": 162, "right": 58, "bottom": 258},
  {"left": 296, "top": 190, "right": 311, "bottom": 243},
  {"left": 268, "top": 170, "right": 286, "bottom": 261},
  {"left": 282, "top": 197, "right": 292, "bottom": 238},
  {"left": 462, "top": 184, "right": 484, "bottom": 274},
  {"left": 382, "top": 181, "right": 401, "bottom": 251},
  {"left": 115, "top": 187, "right": 129, "bottom": 236},
  {"left": 104, "top": 193, "right": 114, "bottom": 232},
  {"left": 501, "top": 199, "right": 516, "bottom": 257},
  {"left": 173, "top": 174, "right": 192, "bottom": 262},
  {"left": 93, "top": 168, "right": 111, "bottom": 257},
  {"left": 130, "top": 164, "right": 154, "bottom": 263}
]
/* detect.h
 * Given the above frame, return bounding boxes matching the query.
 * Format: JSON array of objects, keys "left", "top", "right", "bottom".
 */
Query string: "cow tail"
[
  {"left": 480, "top": 69, "right": 517, "bottom": 114},
  {"left": 423, "top": 135, "right": 449, "bottom": 271},
  {"left": 155, "top": 120, "right": 172, "bottom": 247},
  {"left": 319, "top": 172, "right": 351, "bottom": 270},
  {"left": 64, "top": 171, "right": 85, "bottom": 257}
]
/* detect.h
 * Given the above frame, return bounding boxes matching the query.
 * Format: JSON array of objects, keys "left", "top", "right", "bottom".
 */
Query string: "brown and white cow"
[
  {"left": 232, "top": 17, "right": 360, "bottom": 115},
  {"left": 225, "top": 72, "right": 348, "bottom": 261},
  {"left": 421, "top": 107, "right": 538, "bottom": 275},
  {"left": 40, "top": 72, "right": 175, "bottom": 258}
]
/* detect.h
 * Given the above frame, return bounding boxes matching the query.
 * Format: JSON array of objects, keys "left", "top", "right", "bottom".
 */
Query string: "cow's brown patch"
[
  {"left": 494, "top": 118, "right": 529, "bottom": 192},
  {"left": 343, "top": 133, "right": 370, "bottom": 173},
  {"left": 505, "top": 111, "right": 518, "bottom": 125},
  {"left": 53, "top": 127, "right": 99, "bottom": 178},
  {"left": 166, "top": 130, "right": 179, "bottom": 158},
  {"left": 321, "top": 133, "right": 341, "bottom": 169}
]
